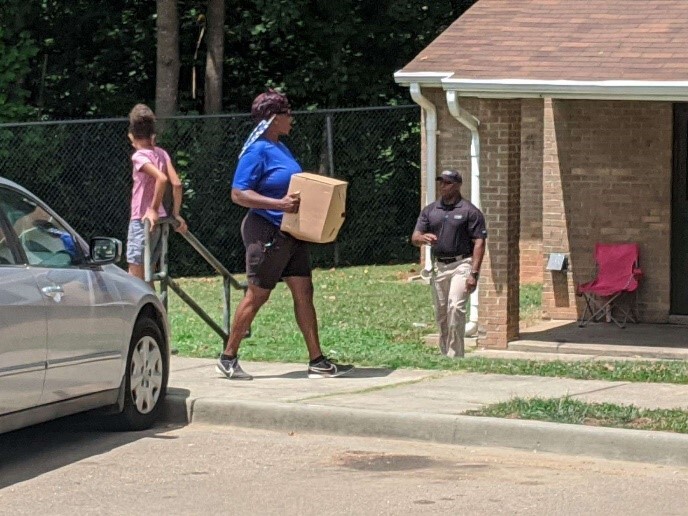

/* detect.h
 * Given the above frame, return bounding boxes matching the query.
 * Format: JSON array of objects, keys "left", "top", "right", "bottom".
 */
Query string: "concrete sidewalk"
[{"left": 163, "top": 356, "right": 688, "bottom": 467}]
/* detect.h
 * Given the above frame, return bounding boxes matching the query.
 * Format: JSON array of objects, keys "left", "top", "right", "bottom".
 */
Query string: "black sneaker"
[
  {"left": 308, "top": 356, "right": 354, "bottom": 378},
  {"left": 216, "top": 356, "right": 253, "bottom": 380}
]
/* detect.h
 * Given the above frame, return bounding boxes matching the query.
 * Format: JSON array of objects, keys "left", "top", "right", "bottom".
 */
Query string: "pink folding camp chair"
[{"left": 576, "top": 242, "right": 642, "bottom": 328}]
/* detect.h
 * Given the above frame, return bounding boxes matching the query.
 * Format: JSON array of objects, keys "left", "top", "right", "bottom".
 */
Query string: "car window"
[
  {"left": 0, "top": 188, "right": 81, "bottom": 268},
  {"left": 0, "top": 221, "right": 17, "bottom": 265}
]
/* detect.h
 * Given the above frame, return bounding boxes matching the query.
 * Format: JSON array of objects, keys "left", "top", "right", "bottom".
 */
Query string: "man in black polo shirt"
[{"left": 411, "top": 170, "right": 487, "bottom": 357}]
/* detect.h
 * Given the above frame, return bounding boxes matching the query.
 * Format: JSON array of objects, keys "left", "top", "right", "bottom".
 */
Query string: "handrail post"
[
  {"left": 142, "top": 216, "right": 248, "bottom": 347},
  {"left": 222, "top": 277, "right": 231, "bottom": 334},
  {"left": 159, "top": 222, "right": 170, "bottom": 311},
  {"left": 144, "top": 219, "right": 153, "bottom": 283}
]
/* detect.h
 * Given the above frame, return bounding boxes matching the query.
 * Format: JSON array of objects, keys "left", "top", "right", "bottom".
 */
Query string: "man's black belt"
[{"left": 435, "top": 254, "right": 471, "bottom": 264}]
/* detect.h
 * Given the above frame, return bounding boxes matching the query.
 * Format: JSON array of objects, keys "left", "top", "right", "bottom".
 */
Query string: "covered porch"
[
  {"left": 487, "top": 320, "right": 688, "bottom": 361},
  {"left": 427, "top": 320, "right": 688, "bottom": 360}
]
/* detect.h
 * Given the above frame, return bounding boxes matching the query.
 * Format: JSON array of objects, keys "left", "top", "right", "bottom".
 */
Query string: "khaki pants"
[{"left": 430, "top": 257, "right": 472, "bottom": 358}]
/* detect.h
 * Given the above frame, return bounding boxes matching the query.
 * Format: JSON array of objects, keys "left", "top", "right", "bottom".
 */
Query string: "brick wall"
[
  {"left": 541, "top": 99, "right": 672, "bottom": 322},
  {"left": 520, "top": 99, "right": 544, "bottom": 285}
]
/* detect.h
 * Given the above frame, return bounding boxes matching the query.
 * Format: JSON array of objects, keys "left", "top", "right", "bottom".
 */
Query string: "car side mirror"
[{"left": 90, "top": 237, "right": 122, "bottom": 265}]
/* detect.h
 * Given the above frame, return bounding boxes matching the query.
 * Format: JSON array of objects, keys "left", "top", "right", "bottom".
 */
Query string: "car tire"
[{"left": 113, "top": 316, "right": 168, "bottom": 431}]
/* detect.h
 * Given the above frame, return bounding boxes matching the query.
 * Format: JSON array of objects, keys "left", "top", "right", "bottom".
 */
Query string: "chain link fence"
[{"left": 0, "top": 105, "right": 421, "bottom": 276}]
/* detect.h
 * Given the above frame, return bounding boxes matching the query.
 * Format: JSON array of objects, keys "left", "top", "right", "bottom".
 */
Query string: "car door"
[
  {"left": 0, "top": 192, "right": 48, "bottom": 415},
  {"left": 0, "top": 187, "right": 123, "bottom": 403}
]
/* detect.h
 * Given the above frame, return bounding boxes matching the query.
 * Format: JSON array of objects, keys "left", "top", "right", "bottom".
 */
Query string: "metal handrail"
[{"left": 143, "top": 217, "right": 247, "bottom": 342}]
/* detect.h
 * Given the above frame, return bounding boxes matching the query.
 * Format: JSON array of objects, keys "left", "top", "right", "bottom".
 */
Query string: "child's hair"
[{"left": 128, "top": 104, "right": 156, "bottom": 140}]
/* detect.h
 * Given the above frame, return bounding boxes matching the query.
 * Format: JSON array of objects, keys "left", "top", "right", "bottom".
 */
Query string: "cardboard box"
[{"left": 280, "top": 172, "right": 347, "bottom": 243}]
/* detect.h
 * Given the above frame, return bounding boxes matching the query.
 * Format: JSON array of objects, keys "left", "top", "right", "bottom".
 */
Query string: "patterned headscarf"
[{"left": 238, "top": 115, "right": 275, "bottom": 159}]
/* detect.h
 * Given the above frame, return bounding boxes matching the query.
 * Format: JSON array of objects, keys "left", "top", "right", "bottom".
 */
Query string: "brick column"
[
  {"left": 476, "top": 99, "right": 521, "bottom": 348},
  {"left": 541, "top": 98, "right": 577, "bottom": 319},
  {"left": 519, "top": 99, "right": 544, "bottom": 284}
]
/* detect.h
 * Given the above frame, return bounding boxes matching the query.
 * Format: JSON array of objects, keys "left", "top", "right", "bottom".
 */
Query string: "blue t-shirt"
[{"left": 231, "top": 138, "right": 302, "bottom": 226}]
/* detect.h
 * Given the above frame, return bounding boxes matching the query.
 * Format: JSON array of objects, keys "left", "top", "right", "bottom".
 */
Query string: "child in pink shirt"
[{"left": 127, "top": 104, "right": 187, "bottom": 281}]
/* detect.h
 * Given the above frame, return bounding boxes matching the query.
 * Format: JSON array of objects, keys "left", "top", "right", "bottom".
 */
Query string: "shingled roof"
[{"left": 397, "top": 0, "right": 688, "bottom": 85}]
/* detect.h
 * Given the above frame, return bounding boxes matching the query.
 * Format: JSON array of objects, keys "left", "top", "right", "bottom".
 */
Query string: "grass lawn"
[
  {"left": 468, "top": 397, "right": 688, "bottom": 434},
  {"left": 168, "top": 263, "right": 688, "bottom": 383},
  {"left": 169, "top": 263, "right": 438, "bottom": 364}
]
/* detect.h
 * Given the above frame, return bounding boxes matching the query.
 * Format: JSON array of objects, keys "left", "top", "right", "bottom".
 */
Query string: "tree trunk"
[
  {"left": 204, "top": 0, "right": 225, "bottom": 114},
  {"left": 156, "top": 0, "right": 180, "bottom": 126}
]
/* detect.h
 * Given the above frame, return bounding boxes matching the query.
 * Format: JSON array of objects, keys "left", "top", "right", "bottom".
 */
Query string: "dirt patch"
[
  {"left": 395, "top": 268, "right": 419, "bottom": 282},
  {"left": 627, "top": 417, "right": 654, "bottom": 430},
  {"left": 333, "top": 451, "right": 441, "bottom": 472}
]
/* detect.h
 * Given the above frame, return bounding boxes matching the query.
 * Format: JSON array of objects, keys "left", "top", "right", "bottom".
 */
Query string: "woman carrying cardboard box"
[{"left": 217, "top": 89, "right": 354, "bottom": 381}]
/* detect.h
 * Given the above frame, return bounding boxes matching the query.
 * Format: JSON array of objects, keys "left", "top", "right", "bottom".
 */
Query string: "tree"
[
  {"left": 204, "top": 0, "right": 225, "bottom": 114},
  {"left": 156, "top": 0, "right": 180, "bottom": 121},
  {"left": 0, "top": 27, "right": 38, "bottom": 122}
]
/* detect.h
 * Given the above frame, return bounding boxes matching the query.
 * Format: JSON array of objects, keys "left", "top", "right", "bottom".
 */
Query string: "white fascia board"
[
  {"left": 441, "top": 78, "right": 688, "bottom": 101},
  {"left": 393, "top": 71, "right": 454, "bottom": 87}
]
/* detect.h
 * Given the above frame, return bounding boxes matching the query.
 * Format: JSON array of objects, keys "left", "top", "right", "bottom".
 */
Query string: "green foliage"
[
  {"left": 0, "top": 26, "right": 38, "bottom": 122},
  {"left": 33, "top": 0, "right": 156, "bottom": 118},
  {"left": 5, "top": 0, "right": 478, "bottom": 119},
  {"left": 220, "top": 0, "right": 472, "bottom": 111}
]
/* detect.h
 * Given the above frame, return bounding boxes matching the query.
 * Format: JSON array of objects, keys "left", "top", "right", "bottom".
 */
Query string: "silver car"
[{"left": 0, "top": 177, "right": 169, "bottom": 434}]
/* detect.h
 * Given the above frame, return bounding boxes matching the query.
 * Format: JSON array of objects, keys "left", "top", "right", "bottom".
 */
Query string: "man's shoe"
[
  {"left": 216, "top": 356, "right": 253, "bottom": 380},
  {"left": 308, "top": 356, "right": 354, "bottom": 378}
]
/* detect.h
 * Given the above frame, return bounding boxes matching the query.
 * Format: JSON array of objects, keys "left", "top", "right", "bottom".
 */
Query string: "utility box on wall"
[
  {"left": 281, "top": 172, "right": 347, "bottom": 243},
  {"left": 546, "top": 253, "right": 568, "bottom": 272}
]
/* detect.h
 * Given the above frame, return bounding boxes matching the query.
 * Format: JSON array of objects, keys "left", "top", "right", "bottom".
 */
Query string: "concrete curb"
[{"left": 163, "top": 394, "right": 688, "bottom": 468}]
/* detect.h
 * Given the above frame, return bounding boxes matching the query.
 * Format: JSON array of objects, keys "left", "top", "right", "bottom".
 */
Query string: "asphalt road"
[{"left": 1, "top": 416, "right": 687, "bottom": 515}]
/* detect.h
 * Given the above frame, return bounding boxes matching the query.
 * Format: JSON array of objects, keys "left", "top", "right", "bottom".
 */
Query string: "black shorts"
[{"left": 241, "top": 211, "right": 311, "bottom": 290}]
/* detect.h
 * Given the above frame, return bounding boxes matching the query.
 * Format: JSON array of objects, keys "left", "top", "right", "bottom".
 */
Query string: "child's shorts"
[{"left": 127, "top": 219, "right": 163, "bottom": 266}]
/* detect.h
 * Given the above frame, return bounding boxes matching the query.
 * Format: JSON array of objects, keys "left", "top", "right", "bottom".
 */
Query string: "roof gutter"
[
  {"left": 394, "top": 71, "right": 454, "bottom": 87},
  {"left": 409, "top": 83, "right": 437, "bottom": 275},
  {"left": 441, "top": 78, "right": 688, "bottom": 101},
  {"left": 446, "top": 91, "right": 481, "bottom": 337},
  {"left": 396, "top": 69, "right": 688, "bottom": 100}
]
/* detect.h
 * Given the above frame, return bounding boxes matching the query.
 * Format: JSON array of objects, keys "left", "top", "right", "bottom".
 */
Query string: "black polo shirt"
[{"left": 414, "top": 198, "right": 487, "bottom": 258}]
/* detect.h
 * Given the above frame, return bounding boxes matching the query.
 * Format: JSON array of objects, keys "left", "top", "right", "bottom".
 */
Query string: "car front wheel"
[{"left": 113, "top": 316, "right": 168, "bottom": 430}]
